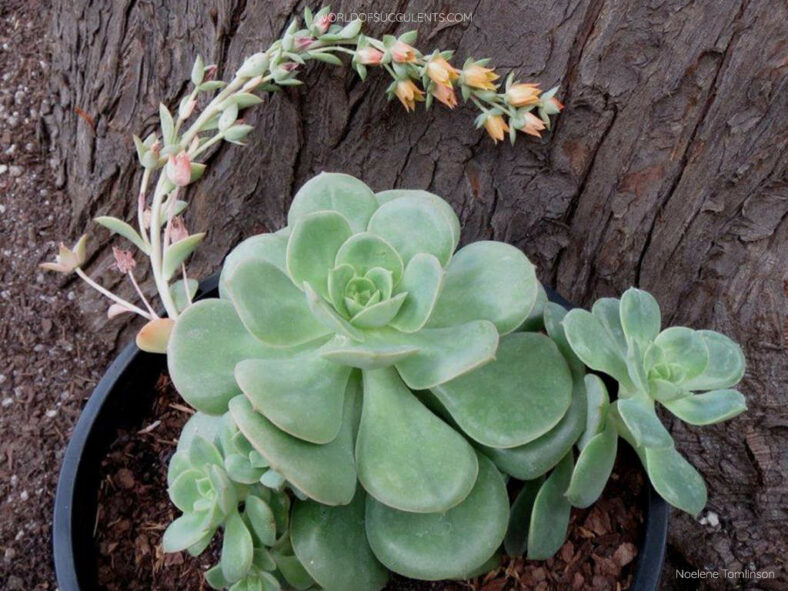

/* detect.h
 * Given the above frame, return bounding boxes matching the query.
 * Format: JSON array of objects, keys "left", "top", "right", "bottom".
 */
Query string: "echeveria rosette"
[
  {"left": 168, "top": 172, "right": 578, "bottom": 583},
  {"left": 562, "top": 287, "right": 747, "bottom": 515}
]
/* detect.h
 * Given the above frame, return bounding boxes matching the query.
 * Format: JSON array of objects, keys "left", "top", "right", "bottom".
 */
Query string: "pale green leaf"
[
  {"left": 663, "top": 389, "right": 746, "bottom": 425},
  {"left": 350, "top": 293, "right": 407, "bottom": 328},
  {"left": 219, "top": 232, "right": 289, "bottom": 298},
  {"left": 335, "top": 232, "right": 404, "bottom": 285},
  {"left": 327, "top": 264, "right": 355, "bottom": 316},
  {"left": 543, "top": 302, "right": 584, "bottom": 380},
  {"left": 503, "top": 478, "right": 543, "bottom": 556},
  {"left": 681, "top": 330, "right": 745, "bottom": 391},
  {"left": 163, "top": 233, "right": 205, "bottom": 280},
  {"left": 320, "top": 335, "right": 420, "bottom": 369},
  {"left": 591, "top": 297, "right": 627, "bottom": 354},
  {"left": 389, "top": 254, "right": 443, "bottom": 332},
  {"left": 168, "top": 469, "right": 202, "bottom": 512},
  {"left": 365, "top": 453, "right": 508, "bottom": 580},
  {"left": 288, "top": 173, "right": 379, "bottom": 233},
  {"left": 94, "top": 216, "right": 150, "bottom": 254},
  {"left": 565, "top": 422, "right": 617, "bottom": 508},
  {"left": 644, "top": 446, "right": 707, "bottom": 516},
  {"left": 374, "top": 189, "right": 460, "bottom": 251},
  {"left": 221, "top": 511, "right": 254, "bottom": 583},
  {"left": 245, "top": 495, "right": 277, "bottom": 546},
  {"left": 578, "top": 374, "right": 609, "bottom": 449},
  {"left": 527, "top": 452, "right": 573, "bottom": 560},
  {"left": 356, "top": 367, "right": 478, "bottom": 513},
  {"left": 616, "top": 397, "right": 673, "bottom": 449},
  {"left": 169, "top": 278, "right": 198, "bottom": 313},
  {"left": 620, "top": 288, "right": 661, "bottom": 344},
  {"left": 651, "top": 327, "right": 709, "bottom": 382},
  {"left": 162, "top": 512, "right": 211, "bottom": 552},
  {"left": 303, "top": 282, "right": 364, "bottom": 340}
]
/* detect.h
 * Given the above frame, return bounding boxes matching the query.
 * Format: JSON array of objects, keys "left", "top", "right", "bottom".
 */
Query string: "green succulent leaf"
[
  {"left": 526, "top": 452, "right": 573, "bottom": 560},
  {"left": 432, "top": 333, "right": 572, "bottom": 448},
  {"left": 291, "top": 491, "right": 389, "bottom": 591},
  {"left": 273, "top": 551, "right": 314, "bottom": 590},
  {"left": 427, "top": 241, "right": 537, "bottom": 335},
  {"left": 503, "top": 477, "right": 543, "bottom": 556},
  {"left": 651, "top": 327, "right": 709, "bottom": 383},
  {"left": 94, "top": 216, "right": 150, "bottom": 254},
  {"left": 616, "top": 397, "right": 673, "bottom": 449},
  {"left": 162, "top": 511, "right": 212, "bottom": 553},
  {"left": 219, "top": 232, "right": 289, "bottom": 297},
  {"left": 681, "top": 330, "right": 745, "bottom": 391},
  {"left": 391, "top": 321, "right": 499, "bottom": 390},
  {"left": 365, "top": 453, "right": 508, "bottom": 580},
  {"left": 245, "top": 495, "right": 277, "bottom": 546},
  {"left": 168, "top": 469, "right": 203, "bottom": 512},
  {"left": 327, "top": 264, "right": 356, "bottom": 316},
  {"left": 235, "top": 349, "right": 351, "bottom": 444},
  {"left": 663, "top": 389, "right": 746, "bottom": 425},
  {"left": 620, "top": 288, "right": 661, "bottom": 344},
  {"left": 367, "top": 194, "right": 455, "bottom": 266},
  {"left": 222, "top": 510, "right": 254, "bottom": 583},
  {"left": 350, "top": 292, "right": 408, "bottom": 328},
  {"left": 229, "top": 381, "right": 358, "bottom": 506},
  {"left": 334, "top": 232, "right": 404, "bottom": 285},
  {"left": 356, "top": 367, "right": 478, "bottom": 513},
  {"left": 303, "top": 282, "right": 365, "bottom": 340},
  {"left": 590, "top": 298, "right": 627, "bottom": 355},
  {"left": 320, "top": 335, "right": 420, "bottom": 369},
  {"left": 643, "top": 446, "right": 707, "bottom": 516},
  {"left": 288, "top": 172, "right": 379, "bottom": 233},
  {"left": 563, "top": 309, "right": 634, "bottom": 390},
  {"left": 169, "top": 278, "right": 198, "bottom": 313},
  {"left": 163, "top": 233, "right": 205, "bottom": 280},
  {"left": 578, "top": 374, "right": 610, "bottom": 450},
  {"left": 225, "top": 259, "right": 331, "bottom": 347},
  {"left": 389, "top": 254, "right": 443, "bottom": 333},
  {"left": 169, "top": 300, "right": 288, "bottom": 414},
  {"left": 543, "top": 302, "right": 584, "bottom": 380},
  {"left": 519, "top": 283, "right": 547, "bottom": 332},
  {"left": 565, "top": 422, "right": 617, "bottom": 508},
  {"left": 374, "top": 189, "right": 461, "bottom": 252},
  {"left": 286, "top": 211, "right": 353, "bottom": 299},
  {"left": 176, "top": 411, "right": 224, "bottom": 453},
  {"left": 481, "top": 374, "right": 586, "bottom": 480},
  {"left": 648, "top": 378, "right": 687, "bottom": 403}
]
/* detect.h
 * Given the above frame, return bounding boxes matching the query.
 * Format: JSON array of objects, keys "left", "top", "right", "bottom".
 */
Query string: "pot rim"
[{"left": 53, "top": 276, "right": 668, "bottom": 590}]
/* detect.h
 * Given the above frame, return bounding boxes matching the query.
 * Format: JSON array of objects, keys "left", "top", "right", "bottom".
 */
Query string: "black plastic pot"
[{"left": 53, "top": 277, "right": 668, "bottom": 590}]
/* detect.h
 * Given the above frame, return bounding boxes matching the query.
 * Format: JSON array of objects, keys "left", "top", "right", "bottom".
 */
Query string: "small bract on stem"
[{"left": 41, "top": 5, "right": 563, "bottom": 353}]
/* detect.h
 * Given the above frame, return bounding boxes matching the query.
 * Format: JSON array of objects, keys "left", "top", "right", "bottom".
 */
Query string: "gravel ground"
[{"left": 0, "top": 2, "right": 114, "bottom": 589}]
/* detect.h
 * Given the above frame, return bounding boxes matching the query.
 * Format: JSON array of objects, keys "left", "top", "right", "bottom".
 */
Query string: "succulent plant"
[
  {"left": 164, "top": 412, "right": 313, "bottom": 590},
  {"left": 562, "top": 287, "right": 747, "bottom": 515},
  {"left": 167, "top": 172, "right": 580, "bottom": 584}
]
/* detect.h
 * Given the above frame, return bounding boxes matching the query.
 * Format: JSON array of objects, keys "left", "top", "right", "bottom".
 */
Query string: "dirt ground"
[{"left": 0, "top": 1, "right": 115, "bottom": 589}]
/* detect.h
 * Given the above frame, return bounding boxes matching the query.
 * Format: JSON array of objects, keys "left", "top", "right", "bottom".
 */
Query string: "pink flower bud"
[
  {"left": 166, "top": 152, "right": 192, "bottom": 187},
  {"left": 356, "top": 47, "right": 383, "bottom": 66},
  {"left": 281, "top": 62, "right": 299, "bottom": 72},
  {"left": 315, "top": 13, "right": 332, "bottom": 34},
  {"left": 203, "top": 65, "right": 218, "bottom": 80},
  {"left": 112, "top": 247, "right": 136, "bottom": 274},
  {"left": 294, "top": 36, "right": 314, "bottom": 51},
  {"left": 181, "top": 98, "right": 197, "bottom": 119},
  {"left": 170, "top": 216, "right": 189, "bottom": 242}
]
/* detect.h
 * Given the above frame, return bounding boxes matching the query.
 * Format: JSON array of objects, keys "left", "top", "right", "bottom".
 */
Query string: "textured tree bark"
[{"left": 47, "top": 0, "right": 787, "bottom": 587}]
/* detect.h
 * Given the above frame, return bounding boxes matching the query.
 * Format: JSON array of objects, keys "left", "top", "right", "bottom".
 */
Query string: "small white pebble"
[
  {"left": 45, "top": 409, "right": 57, "bottom": 418},
  {"left": 1, "top": 398, "right": 11, "bottom": 408},
  {"left": 0, "top": 164, "right": 7, "bottom": 175},
  {"left": 19, "top": 491, "right": 28, "bottom": 502}
]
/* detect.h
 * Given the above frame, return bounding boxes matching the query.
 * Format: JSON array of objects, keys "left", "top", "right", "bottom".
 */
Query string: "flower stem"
[{"left": 75, "top": 267, "right": 152, "bottom": 319}]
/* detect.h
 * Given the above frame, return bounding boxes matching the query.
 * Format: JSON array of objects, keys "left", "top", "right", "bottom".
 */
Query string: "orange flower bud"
[
  {"left": 356, "top": 47, "right": 383, "bottom": 65},
  {"left": 548, "top": 96, "right": 564, "bottom": 111},
  {"left": 391, "top": 41, "right": 416, "bottom": 63},
  {"left": 505, "top": 83, "right": 541, "bottom": 107},
  {"left": 315, "top": 13, "right": 332, "bottom": 34},
  {"left": 426, "top": 56, "right": 458, "bottom": 87},
  {"left": 518, "top": 112, "right": 546, "bottom": 138},
  {"left": 394, "top": 79, "right": 425, "bottom": 112},
  {"left": 483, "top": 114, "right": 509, "bottom": 143},
  {"left": 462, "top": 64, "right": 498, "bottom": 90},
  {"left": 431, "top": 83, "right": 457, "bottom": 109}
]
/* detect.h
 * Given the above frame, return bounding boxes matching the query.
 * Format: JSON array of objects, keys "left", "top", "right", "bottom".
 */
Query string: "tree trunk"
[{"left": 47, "top": 0, "right": 787, "bottom": 587}]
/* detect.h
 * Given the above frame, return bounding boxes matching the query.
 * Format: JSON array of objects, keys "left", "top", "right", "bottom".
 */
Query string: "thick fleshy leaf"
[
  {"left": 162, "top": 511, "right": 212, "bottom": 552},
  {"left": 367, "top": 194, "right": 455, "bottom": 266},
  {"left": 616, "top": 397, "right": 673, "bottom": 449},
  {"left": 543, "top": 303, "right": 584, "bottom": 379},
  {"left": 663, "top": 389, "right": 746, "bottom": 425},
  {"left": 350, "top": 292, "right": 408, "bottom": 328},
  {"left": 168, "top": 469, "right": 203, "bottom": 512},
  {"left": 427, "top": 241, "right": 537, "bottom": 335},
  {"left": 563, "top": 309, "right": 634, "bottom": 390},
  {"left": 591, "top": 298, "right": 627, "bottom": 354},
  {"left": 286, "top": 211, "right": 353, "bottom": 299},
  {"left": 620, "top": 288, "right": 661, "bottom": 344},
  {"left": 432, "top": 333, "right": 572, "bottom": 448},
  {"left": 644, "top": 446, "right": 707, "bottom": 516},
  {"left": 245, "top": 495, "right": 277, "bottom": 546},
  {"left": 327, "top": 264, "right": 355, "bottom": 316},
  {"left": 565, "top": 422, "right": 617, "bottom": 508},
  {"left": 481, "top": 375, "right": 586, "bottom": 480},
  {"left": 229, "top": 382, "right": 358, "bottom": 506},
  {"left": 356, "top": 367, "right": 478, "bottom": 512},
  {"left": 648, "top": 377, "right": 687, "bottom": 402},
  {"left": 177, "top": 412, "right": 224, "bottom": 453},
  {"left": 681, "top": 330, "right": 745, "bottom": 391},
  {"left": 365, "top": 453, "right": 508, "bottom": 580},
  {"left": 288, "top": 172, "right": 379, "bottom": 233},
  {"left": 219, "top": 232, "right": 289, "bottom": 297},
  {"left": 292, "top": 491, "right": 389, "bottom": 591},
  {"left": 136, "top": 318, "right": 174, "bottom": 353},
  {"left": 320, "top": 335, "right": 420, "bottom": 369},
  {"left": 389, "top": 254, "right": 443, "bottom": 333},
  {"left": 651, "top": 327, "right": 709, "bottom": 382},
  {"left": 163, "top": 233, "right": 205, "bottom": 280},
  {"left": 235, "top": 349, "right": 351, "bottom": 444},
  {"left": 222, "top": 510, "right": 254, "bottom": 583},
  {"left": 168, "top": 300, "right": 281, "bottom": 414},
  {"left": 225, "top": 259, "right": 330, "bottom": 347},
  {"left": 578, "top": 374, "right": 609, "bottom": 449},
  {"left": 273, "top": 551, "right": 314, "bottom": 591},
  {"left": 391, "top": 321, "right": 499, "bottom": 390},
  {"left": 503, "top": 478, "right": 543, "bottom": 556},
  {"left": 519, "top": 283, "right": 547, "bottom": 332},
  {"left": 527, "top": 452, "right": 573, "bottom": 560},
  {"left": 94, "top": 216, "right": 150, "bottom": 254},
  {"left": 169, "top": 278, "right": 199, "bottom": 313},
  {"left": 335, "top": 233, "right": 404, "bottom": 284},
  {"left": 374, "top": 189, "right": 461, "bottom": 252},
  {"left": 303, "top": 282, "right": 364, "bottom": 340},
  {"left": 366, "top": 267, "right": 393, "bottom": 300}
]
